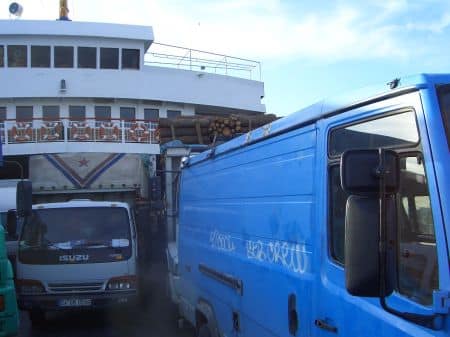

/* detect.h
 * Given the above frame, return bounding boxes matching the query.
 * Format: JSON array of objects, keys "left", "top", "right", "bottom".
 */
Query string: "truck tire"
[
  {"left": 197, "top": 324, "right": 212, "bottom": 337},
  {"left": 29, "top": 309, "right": 46, "bottom": 327}
]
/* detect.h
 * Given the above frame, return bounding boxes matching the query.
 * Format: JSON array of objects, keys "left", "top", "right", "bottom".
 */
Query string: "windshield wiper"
[
  {"left": 71, "top": 240, "right": 112, "bottom": 248},
  {"left": 21, "top": 240, "right": 66, "bottom": 251}
]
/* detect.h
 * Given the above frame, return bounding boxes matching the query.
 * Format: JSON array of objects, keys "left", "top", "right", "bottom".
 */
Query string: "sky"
[{"left": 1, "top": 0, "right": 450, "bottom": 116}]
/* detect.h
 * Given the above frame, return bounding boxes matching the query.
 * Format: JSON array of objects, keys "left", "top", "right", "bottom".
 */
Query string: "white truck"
[
  {"left": 27, "top": 152, "right": 157, "bottom": 269},
  {"left": 8, "top": 152, "right": 157, "bottom": 324},
  {"left": 16, "top": 199, "right": 138, "bottom": 325}
]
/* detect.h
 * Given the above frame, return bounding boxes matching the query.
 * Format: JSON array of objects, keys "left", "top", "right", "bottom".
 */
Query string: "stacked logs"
[
  {"left": 157, "top": 114, "right": 278, "bottom": 145},
  {"left": 158, "top": 118, "right": 211, "bottom": 144},
  {"left": 208, "top": 115, "right": 240, "bottom": 138},
  {"left": 207, "top": 114, "right": 277, "bottom": 140}
]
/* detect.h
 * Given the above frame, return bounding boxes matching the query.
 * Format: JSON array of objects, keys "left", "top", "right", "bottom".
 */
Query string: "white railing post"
[
  {"left": 64, "top": 119, "right": 68, "bottom": 143},
  {"left": 34, "top": 121, "right": 37, "bottom": 143},
  {"left": 4, "top": 121, "right": 8, "bottom": 146},
  {"left": 225, "top": 56, "right": 228, "bottom": 75},
  {"left": 149, "top": 123, "right": 152, "bottom": 143},
  {"left": 93, "top": 120, "right": 96, "bottom": 142},
  {"left": 153, "top": 122, "right": 158, "bottom": 144},
  {"left": 5, "top": 121, "right": 10, "bottom": 145},
  {"left": 121, "top": 120, "right": 125, "bottom": 143},
  {"left": 259, "top": 62, "right": 262, "bottom": 81}
]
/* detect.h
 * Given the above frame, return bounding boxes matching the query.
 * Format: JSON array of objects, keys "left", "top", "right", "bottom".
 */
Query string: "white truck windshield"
[{"left": 20, "top": 207, "right": 131, "bottom": 250}]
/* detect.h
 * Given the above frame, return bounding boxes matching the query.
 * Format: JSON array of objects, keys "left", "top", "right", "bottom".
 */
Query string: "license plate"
[{"left": 58, "top": 298, "right": 92, "bottom": 307}]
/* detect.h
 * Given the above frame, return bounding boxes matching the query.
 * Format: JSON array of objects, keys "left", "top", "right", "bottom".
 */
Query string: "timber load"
[{"left": 157, "top": 114, "right": 278, "bottom": 145}]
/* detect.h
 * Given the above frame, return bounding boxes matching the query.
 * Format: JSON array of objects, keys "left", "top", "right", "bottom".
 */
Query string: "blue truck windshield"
[
  {"left": 437, "top": 85, "right": 450, "bottom": 149},
  {"left": 20, "top": 207, "right": 131, "bottom": 250}
]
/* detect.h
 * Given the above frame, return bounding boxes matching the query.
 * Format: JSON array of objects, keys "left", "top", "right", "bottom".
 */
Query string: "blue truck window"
[
  {"left": 329, "top": 165, "right": 348, "bottom": 264},
  {"left": 397, "top": 155, "right": 438, "bottom": 305},
  {"left": 328, "top": 111, "right": 439, "bottom": 305},
  {"left": 436, "top": 85, "right": 450, "bottom": 149},
  {"left": 329, "top": 110, "right": 419, "bottom": 157}
]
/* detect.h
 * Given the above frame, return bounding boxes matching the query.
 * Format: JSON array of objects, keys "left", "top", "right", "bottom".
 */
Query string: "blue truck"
[{"left": 167, "top": 74, "right": 450, "bottom": 337}]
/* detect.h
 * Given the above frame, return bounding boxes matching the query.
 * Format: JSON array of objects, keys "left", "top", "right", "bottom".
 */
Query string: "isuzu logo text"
[{"left": 59, "top": 254, "right": 89, "bottom": 263}]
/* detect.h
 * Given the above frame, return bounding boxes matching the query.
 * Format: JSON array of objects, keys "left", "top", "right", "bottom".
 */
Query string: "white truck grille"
[{"left": 47, "top": 282, "right": 104, "bottom": 293}]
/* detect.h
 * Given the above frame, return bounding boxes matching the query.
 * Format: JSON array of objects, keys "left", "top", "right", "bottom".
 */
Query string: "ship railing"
[
  {"left": 145, "top": 42, "right": 262, "bottom": 81},
  {"left": 0, "top": 119, "right": 159, "bottom": 145}
]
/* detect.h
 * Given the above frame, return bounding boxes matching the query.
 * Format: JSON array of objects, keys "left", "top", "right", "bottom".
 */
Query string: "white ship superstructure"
[{"left": 0, "top": 19, "right": 265, "bottom": 156}]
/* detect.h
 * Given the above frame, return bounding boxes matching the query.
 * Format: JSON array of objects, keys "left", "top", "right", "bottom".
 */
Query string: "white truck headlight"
[
  {"left": 106, "top": 276, "right": 136, "bottom": 291},
  {"left": 17, "top": 279, "right": 45, "bottom": 294}
]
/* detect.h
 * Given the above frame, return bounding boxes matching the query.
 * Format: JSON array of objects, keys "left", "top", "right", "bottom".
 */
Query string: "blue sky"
[{"left": 1, "top": 0, "right": 450, "bottom": 116}]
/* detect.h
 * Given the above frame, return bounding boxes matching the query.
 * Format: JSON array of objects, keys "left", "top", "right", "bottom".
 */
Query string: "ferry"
[
  {"left": 0, "top": 12, "right": 264, "bottom": 158},
  {"left": 0, "top": 2, "right": 265, "bottom": 202}
]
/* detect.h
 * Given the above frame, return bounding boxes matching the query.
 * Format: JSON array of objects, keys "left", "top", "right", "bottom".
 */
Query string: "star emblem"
[{"left": 78, "top": 158, "right": 90, "bottom": 167}]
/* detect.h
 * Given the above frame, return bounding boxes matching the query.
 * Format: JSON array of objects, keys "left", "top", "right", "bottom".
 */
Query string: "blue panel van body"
[{"left": 170, "top": 74, "right": 449, "bottom": 337}]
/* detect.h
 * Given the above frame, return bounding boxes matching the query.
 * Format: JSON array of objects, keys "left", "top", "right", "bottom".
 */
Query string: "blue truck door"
[{"left": 314, "top": 91, "right": 448, "bottom": 337}]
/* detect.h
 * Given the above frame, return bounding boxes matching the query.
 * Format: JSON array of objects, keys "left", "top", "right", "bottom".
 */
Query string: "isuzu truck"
[
  {"left": 16, "top": 200, "right": 139, "bottom": 325},
  {"left": 168, "top": 74, "right": 450, "bottom": 336}
]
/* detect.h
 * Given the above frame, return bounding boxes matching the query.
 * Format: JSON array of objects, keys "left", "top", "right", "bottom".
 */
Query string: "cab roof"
[{"left": 188, "top": 73, "right": 450, "bottom": 167}]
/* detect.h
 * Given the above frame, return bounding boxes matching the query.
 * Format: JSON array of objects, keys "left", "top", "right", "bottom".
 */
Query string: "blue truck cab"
[{"left": 168, "top": 74, "right": 450, "bottom": 337}]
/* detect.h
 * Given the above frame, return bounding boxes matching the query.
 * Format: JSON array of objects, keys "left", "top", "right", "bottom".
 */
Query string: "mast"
[{"left": 59, "top": 0, "right": 70, "bottom": 21}]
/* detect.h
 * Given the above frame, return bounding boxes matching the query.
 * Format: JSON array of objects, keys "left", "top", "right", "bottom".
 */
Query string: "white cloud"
[
  {"left": 406, "top": 12, "right": 450, "bottom": 33},
  {"left": 0, "top": 0, "right": 442, "bottom": 63},
  {"left": 138, "top": 1, "right": 407, "bottom": 62}
]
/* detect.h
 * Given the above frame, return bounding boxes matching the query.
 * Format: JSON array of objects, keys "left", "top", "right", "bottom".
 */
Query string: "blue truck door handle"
[
  {"left": 315, "top": 319, "right": 337, "bottom": 333},
  {"left": 288, "top": 294, "right": 298, "bottom": 335}
]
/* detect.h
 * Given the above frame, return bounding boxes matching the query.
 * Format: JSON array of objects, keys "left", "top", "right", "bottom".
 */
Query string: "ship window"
[
  {"left": 122, "top": 49, "right": 140, "bottom": 69},
  {"left": 100, "top": 48, "right": 119, "bottom": 69},
  {"left": 69, "top": 106, "right": 86, "bottom": 120},
  {"left": 167, "top": 110, "right": 182, "bottom": 118},
  {"left": 0, "top": 107, "right": 6, "bottom": 121},
  {"left": 42, "top": 106, "right": 60, "bottom": 120},
  {"left": 120, "top": 107, "right": 135, "bottom": 121},
  {"left": 144, "top": 108, "right": 159, "bottom": 121},
  {"left": 31, "top": 46, "right": 50, "bottom": 68},
  {"left": 54, "top": 46, "right": 74, "bottom": 68},
  {"left": 95, "top": 106, "right": 111, "bottom": 120},
  {"left": 78, "top": 47, "right": 96, "bottom": 69},
  {"left": 0, "top": 46, "right": 4, "bottom": 67},
  {"left": 16, "top": 106, "right": 33, "bottom": 122},
  {"left": 7, "top": 45, "right": 27, "bottom": 67}
]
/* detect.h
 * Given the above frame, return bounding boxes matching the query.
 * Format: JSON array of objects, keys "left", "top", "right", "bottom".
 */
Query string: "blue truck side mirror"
[
  {"left": 344, "top": 195, "right": 396, "bottom": 297},
  {"left": 341, "top": 149, "right": 399, "bottom": 297},
  {"left": 340, "top": 149, "right": 400, "bottom": 195}
]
